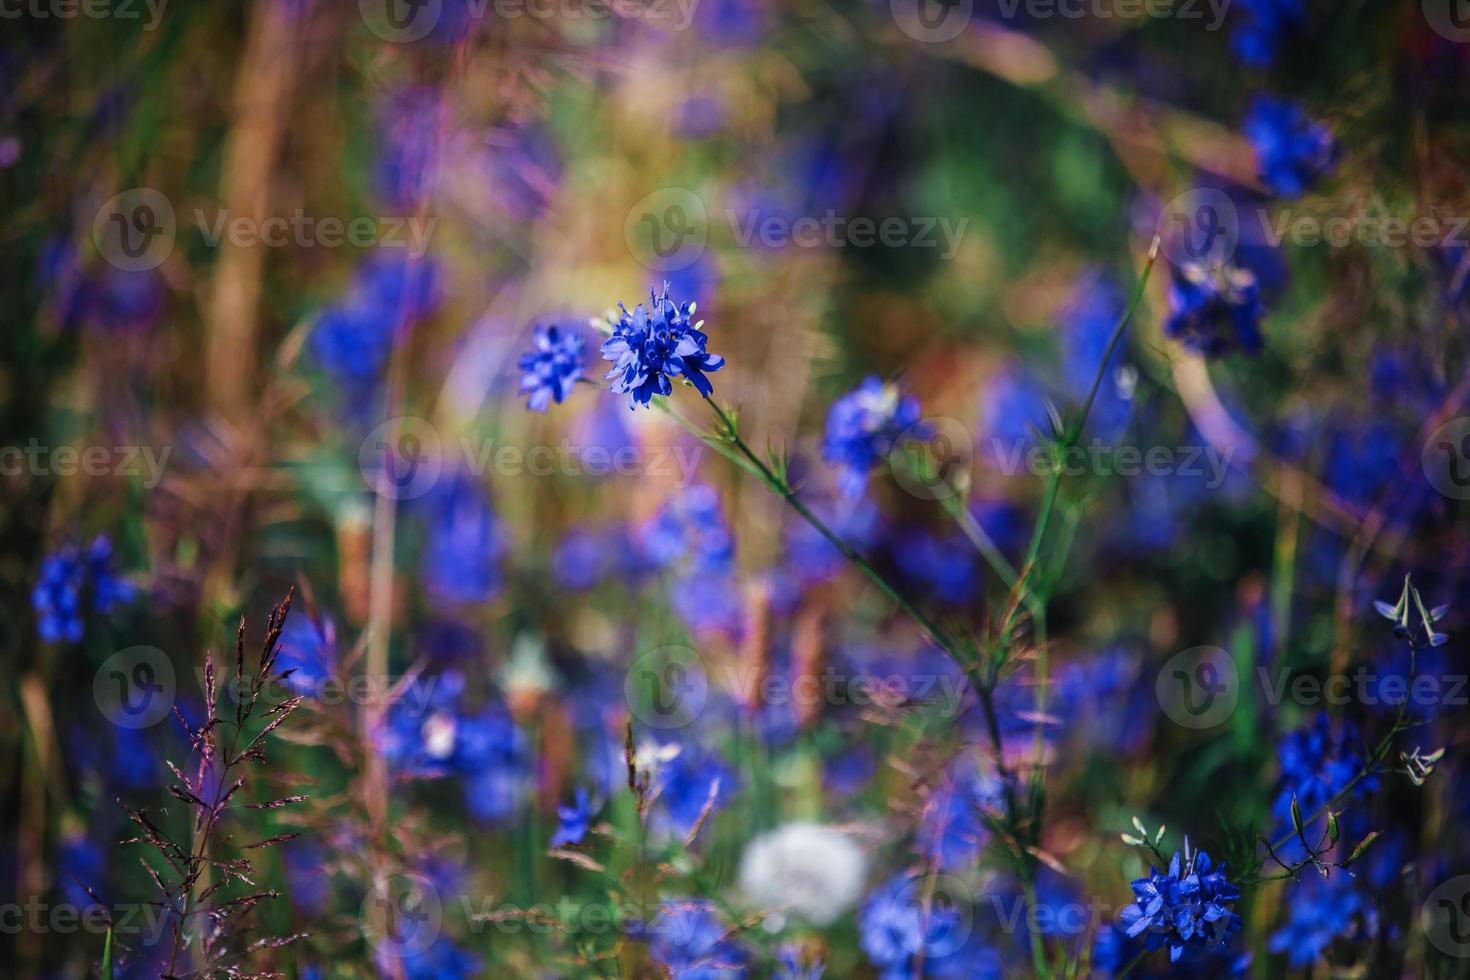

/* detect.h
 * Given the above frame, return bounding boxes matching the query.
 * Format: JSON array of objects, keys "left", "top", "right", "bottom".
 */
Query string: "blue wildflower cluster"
[
  {"left": 822, "top": 376, "right": 926, "bottom": 497},
  {"left": 1119, "top": 845, "right": 1243, "bottom": 963},
  {"left": 32, "top": 534, "right": 132, "bottom": 643},
  {"left": 518, "top": 324, "right": 585, "bottom": 412},
  {"left": 601, "top": 285, "right": 724, "bottom": 409}
]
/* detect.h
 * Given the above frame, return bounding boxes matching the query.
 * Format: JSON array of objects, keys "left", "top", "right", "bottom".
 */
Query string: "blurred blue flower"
[
  {"left": 58, "top": 831, "right": 105, "bottom": 909},
  {"left": 1119, "top": 846, "right": 1242, "bottom": 963},
  {"left": 978, "top": 365, "right": 1051, "bottom": 460},
  {"left": 1266, "top": 872, "right": 1367, "bottom": 968},
  {"left": 33, "top": 534, "right": 133, "bottom": 643},
  {"left": 822, "top": 377, "right": 926, "bottom": 497},
  {"left": 389, "top": 937, "right": 481, "bottom": 980},
  {"left": 275, "top": 612, "right": 335, "bottom": 698},
  {"left": 310, "top": 254, "right": 440, "bottom": 385},
  {"left": 459, "top": 704, "right": 534, "bottom": 825},
  {"left": 859, "top": 873, "right": 982, "bottom": 980},
  {"left": 1061, "top": 271, "right": 1133, "bottom": 438},
  {"left": 518, "top": 324, "right": 585, "bottom": 412},
  {"left": 648, "top": 742, "right": 735, "bottom": 840},
  {"left": 1164, "top": 262, "right": 1263, "bottom": 357},
  {"left": 647, "top": 899, "right": 748, "bottom": 979},
  {"left": 917, "top": 762, "right": 1001, "bottom": 871},
  {"left": 602, "top": 285, "right": 724, "bottom": 409},
  {"left": 891, "top": 530, "right": 980, "bottom": 607},
  {"left": 639, "top": 484, "right": 734, "bottom": 574},
  {"left": 1230, "top": 0, "right": 1304, "bottom": 68},
  {"left": 1271, "top": 714, "right": 1375, "bottom": 839},
  {"left": 550, "top": 787, "right": 597, "bottom": 848},
  {"left": 1245, "top": 96, "right": 1335, "bottom": 199},
  {"left": 421, "top": 476, "right": 506, "bottom": 607},
  {"left": 775, "top": 945, "right": 824, "bottom": 980}
]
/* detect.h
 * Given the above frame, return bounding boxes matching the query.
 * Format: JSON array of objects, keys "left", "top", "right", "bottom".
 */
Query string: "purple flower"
[
  {"left": 602, "top": 285, "right": 724, "bottom": 409},
  {"left": 822, "top": 377, "right": 926, "bottom": 497},
  {"left": 518, "top": 324, "right": 585, "bottom": 412}
]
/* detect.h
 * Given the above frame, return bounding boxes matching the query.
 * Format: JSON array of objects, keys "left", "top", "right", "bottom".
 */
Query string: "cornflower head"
[
  {"left": 1164, "top": 261, "right": 1264, "bottom": 357},
  {"left": 517, "top": 323, "right": 585, "bottom": 412},
  {"left": 1119, "top": 840, "right": 1243, "bottom": 963},
  {"left": 600, "top": 284, "right": 723, "bottom": 409}
]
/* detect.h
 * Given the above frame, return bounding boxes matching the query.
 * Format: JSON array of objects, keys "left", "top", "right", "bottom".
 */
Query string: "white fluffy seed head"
[{"left": 737, "top": 823, "right": 867, "bottom": 928}]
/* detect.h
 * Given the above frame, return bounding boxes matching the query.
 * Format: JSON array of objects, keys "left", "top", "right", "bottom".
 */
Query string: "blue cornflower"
[
  {"left": 601, "top": 285, "right": 724, "bottom": 409},
  {"left": 518, "top": 324, "right": 585, "bottom": 412},
  {"left": 822, "top": 377, "right": 926, "bottom": 497},
  {"left": 1164, "top": 262, "right": 1264, "bottom": 357},
  {"left": 32, "top": 535, "right": 133, "bottom": 643},
  {"left": 550, "top": 787, "right": 597, "bottom": 848},
  {"left": 647, "top": 899, "right": 748, "bottom": 979},
  {"left": 1118, "top": 843, "right": 1242, "bottom": 963},
  {"left": 1244, "top": 96, "right": 1336, "bottom": 199},
  {"left": 1267, "top": 872, "right": 1367, "bottom": 968}
]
